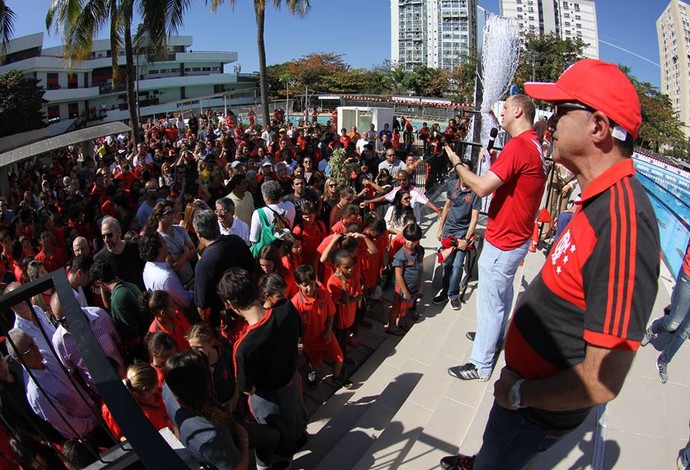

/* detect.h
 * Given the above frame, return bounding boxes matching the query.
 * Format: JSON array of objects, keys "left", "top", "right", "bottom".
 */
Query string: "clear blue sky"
[{"left": 8, "top": 0, "right": 664, "bottom": 88}]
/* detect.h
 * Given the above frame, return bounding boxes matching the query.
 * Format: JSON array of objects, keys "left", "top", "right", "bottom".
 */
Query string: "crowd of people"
[
  {"left": 0, "top": 106, "right": 472, "bottom": 469},
  {"left": 0, "top": 58, "right": 677, "bottom": 470}
]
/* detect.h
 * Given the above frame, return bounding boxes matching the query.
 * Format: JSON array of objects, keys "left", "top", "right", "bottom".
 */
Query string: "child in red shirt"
[
  {"left": 145, "top": 331, "right": 177, "bottom": 389},
  {"left": 292, "top": 201, "right": 326, "bottom": 272},
  {"left": 293, "top": 265, "right": 351, "bottom": 388},
  {"left": 102, "top": 363, "right": 173, "bottom": 440},
  {"left": 145, "top": 290, "right": 191, "bottom": 351},
  {"left": 326, "top": 250, "right": 362, "bottom": 359}
]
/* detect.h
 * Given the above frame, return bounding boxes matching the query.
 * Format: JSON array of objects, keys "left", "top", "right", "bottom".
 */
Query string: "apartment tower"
[
  {"left": 391, "top": 0, "right": 478, "bottom": 71},
  {"left": 657, "top": 0, "right": 690, "bottom": 137},
  {"left": 499, "top": 0, "right": 599, "bottom": 59}
]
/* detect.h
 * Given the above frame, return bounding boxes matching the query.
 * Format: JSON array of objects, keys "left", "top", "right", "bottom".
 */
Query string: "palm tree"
[
  {"left": 210, "top": 0, "right": 311, "bottom": 129},
  {"left": 46, "top": 0, "right": 191, "bottom": 144},
  {"left": 0, "top": 0, "right": 17, "bottom": 56}
]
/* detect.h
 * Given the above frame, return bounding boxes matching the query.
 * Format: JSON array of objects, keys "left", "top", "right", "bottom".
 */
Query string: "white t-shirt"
[
  {"left": 219, "top": 217, "right": 251, "bottom": 245},
  {"left": 379, "top": 159, "right": 405, "bottom": 178},
  {"left": 249, "top": 202, "right": 296, "bottom": 243},
  {"left": 384, "top": 186, "right": 429, "bottom": 223}
]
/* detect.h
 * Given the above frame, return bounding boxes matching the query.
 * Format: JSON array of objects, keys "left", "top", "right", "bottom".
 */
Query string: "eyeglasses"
[
  {"left": 553, "top": 102, "right": 595, "bottom": 119},
  {"left": 102, "top": 232, "right": 114, "bottom": 239},
  {"left": 20, "top": 342, "right": 37, "bottom": 356},
  {"left": 161, "top": 211, "right": 173, "bottom": 217}
]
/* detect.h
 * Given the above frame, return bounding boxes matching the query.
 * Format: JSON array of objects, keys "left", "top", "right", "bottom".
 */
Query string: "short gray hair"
[
  {"left": 101, "top": 215, "right": 121, "bottom": 233},
  {"left": 193, "top": 209, "right": 220, "bottom": 241},
  {"left": 216, "top": 197, "right": 236, "bottom": 213},
  {"left": 261, "top": 180, "right": 282, "bottom": 203},
  {"left": 7, "top": 328, "right": 27, "bottom": 359}
]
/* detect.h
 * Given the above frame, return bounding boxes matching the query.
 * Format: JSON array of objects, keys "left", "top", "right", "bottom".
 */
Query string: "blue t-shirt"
[{"left": 443, "top": 177, "right": 481, "bottom": 238}]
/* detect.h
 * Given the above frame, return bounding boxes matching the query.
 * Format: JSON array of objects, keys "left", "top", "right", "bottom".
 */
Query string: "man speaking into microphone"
[{"left": 444, "top": 94, "right": 546, "bottom": 382}]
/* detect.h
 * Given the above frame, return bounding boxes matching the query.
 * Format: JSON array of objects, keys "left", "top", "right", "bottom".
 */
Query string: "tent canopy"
[{"left": 0, "top": 121, "right": 131, "bottom": 169}]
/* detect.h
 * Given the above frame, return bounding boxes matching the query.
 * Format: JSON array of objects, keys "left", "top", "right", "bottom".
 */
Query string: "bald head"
[
  {"left": 4, "top": 282, "right": 35, "bottom": 319},
  {"left": 72, "top": 237, "right": 90, "bottom": 258}
]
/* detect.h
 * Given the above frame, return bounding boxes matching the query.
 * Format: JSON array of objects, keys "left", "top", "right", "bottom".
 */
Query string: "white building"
[
  {"left": 391, "top": 0, "right": 478, "bottom": 71},
  {"left": 0, "top": 33, "right": 256, "bottom": 127},
  {"left": 657, "top": 0, "right": 690, "bottom": 138},
  {"left": 499, "top": 0, "right": 599, "bottom": 59}
]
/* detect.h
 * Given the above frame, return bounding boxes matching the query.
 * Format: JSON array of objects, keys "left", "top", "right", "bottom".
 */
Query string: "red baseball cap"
[{"left": 524, "top": 59, "right": 641, "bottom": 140}]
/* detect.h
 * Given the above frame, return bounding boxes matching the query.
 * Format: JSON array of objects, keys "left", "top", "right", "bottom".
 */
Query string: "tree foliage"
[
  {"left": 514, "top": 33, "right": 586, "bottom": 87},
  {"left": 619, "top": 66, "right": 688, "bottom": 158},
  {"left": 0, "top": 0, "right": 17, "bottom": 54},
  {"left": 0, "top": 70, "right": 46, "bottom": 137},
  {"left": 210, "top": 0, "right": 311, "bottom": 127}
]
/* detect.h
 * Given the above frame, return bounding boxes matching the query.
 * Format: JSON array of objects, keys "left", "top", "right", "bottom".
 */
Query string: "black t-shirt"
[
  {"left": 95, "top": 242, "right": 146, "bottom": 290},
  {"left": 194, "top": 235, "right": 254, "bottom": 326},
  {"left": 233, "top": 300, "right": 303, "bottom": 394}
]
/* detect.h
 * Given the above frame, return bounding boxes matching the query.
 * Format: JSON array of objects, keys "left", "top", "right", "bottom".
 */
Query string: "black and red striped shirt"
[{"left": 505, "top": 158, "right": 660, "bottom": 429}]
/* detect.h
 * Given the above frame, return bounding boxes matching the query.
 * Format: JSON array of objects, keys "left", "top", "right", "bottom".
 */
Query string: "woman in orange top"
[{"left": 102, "top": 363, "right": 173, "bottom": 441}]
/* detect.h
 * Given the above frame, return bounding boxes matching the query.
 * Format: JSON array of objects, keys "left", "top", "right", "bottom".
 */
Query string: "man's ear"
[{"left": 591, "top": 112, "right": 612, "bottom": 146}]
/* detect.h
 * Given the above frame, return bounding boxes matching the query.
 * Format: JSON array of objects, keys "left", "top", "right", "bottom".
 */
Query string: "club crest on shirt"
[{"left": 551, "top": 229, "right": 576, "bottom": 275}]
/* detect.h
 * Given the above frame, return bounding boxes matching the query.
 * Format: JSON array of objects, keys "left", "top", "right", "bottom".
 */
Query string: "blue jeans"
[
  {"left": 441, "top": 248, "right": 467, "bottom": 301},
  {"left": 473, "top": 401, "right": 571, "bottom": 469},
  {"left": 651, "top": 269, "right": 690, "bottom": 364},
  {"left": 470, "top": 239, "right": 529, "bottom": 379}
]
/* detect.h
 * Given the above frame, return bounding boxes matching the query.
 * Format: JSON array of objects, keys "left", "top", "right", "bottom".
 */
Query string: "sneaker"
[
  {"left": 640, "top": 325, "right": 657, "bottom": 347},
  {"left": 450, "top": 298, "right": 461, "bottom": 310},
  {"left": 307, "top": 370, "right": 317, "bottom": 387},
  {"left": 448, "top": 363, "right": 488, "bottom": 382},
  {"left": 657, "top": 357, "right": 668, "bottom": 384},
  {"left": 433, "top": 292, "right": 448, "bottom": 304},
  {"left": 465, "top": 331, "right": 476, "bottom": 342},
  {"left": 440, "top": 454, "right": 475, "bottom": 470}
]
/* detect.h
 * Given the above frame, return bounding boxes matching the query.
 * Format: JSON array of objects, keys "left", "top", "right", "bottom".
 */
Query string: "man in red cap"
[{"left": 440, "top": 59, "right": 660, "bottom": 469}]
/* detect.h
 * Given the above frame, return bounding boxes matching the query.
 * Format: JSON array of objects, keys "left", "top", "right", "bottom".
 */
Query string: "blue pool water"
[{"left": 633, "top": 156, "right": 690, "bottom": 276}]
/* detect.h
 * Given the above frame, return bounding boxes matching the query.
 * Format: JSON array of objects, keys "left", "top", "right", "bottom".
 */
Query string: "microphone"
[{"left": 487, "top": 128, "right": 498, "bottom": 151}]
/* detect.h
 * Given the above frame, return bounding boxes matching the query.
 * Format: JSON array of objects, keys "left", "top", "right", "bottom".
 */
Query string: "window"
[
  {"left": 68, "top": 102, "right": 79, "bottom": 119},
  {"left": 67, "top": 73, "right": 78, "bottom": 89},
  {"left": 47, "top": 73, "right": 59, "bottom": 90},
  {"left": 47, "top": 105, "right": 60, "bottom": 119}
]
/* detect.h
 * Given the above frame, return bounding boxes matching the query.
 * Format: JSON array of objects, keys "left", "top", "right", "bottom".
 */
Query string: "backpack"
[{"left": 250, "top": 206, "right": 290, "bottom": 257}]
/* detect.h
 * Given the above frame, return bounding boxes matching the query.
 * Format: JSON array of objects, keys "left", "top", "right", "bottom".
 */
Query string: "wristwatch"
[{"left": 508, "top": 379, "right": 526, "bottom": 409}]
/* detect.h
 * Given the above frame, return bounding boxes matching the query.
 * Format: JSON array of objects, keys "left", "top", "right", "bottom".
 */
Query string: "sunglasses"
[
  {"left": 554, "top": 102, "right": 595, "bottom": 119},
  {"left": 161, "top": 211, "right": 173, "bottom": 217}
]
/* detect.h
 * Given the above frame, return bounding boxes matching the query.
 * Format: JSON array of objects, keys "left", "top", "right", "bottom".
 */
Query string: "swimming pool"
[{"left": 633, "top": 156, "right": 690, "bottom": 276}]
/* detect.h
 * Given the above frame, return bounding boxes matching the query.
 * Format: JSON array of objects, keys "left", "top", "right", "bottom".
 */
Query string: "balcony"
[{"left": 44, "top": 86, "right": 101, "bottom": 102}]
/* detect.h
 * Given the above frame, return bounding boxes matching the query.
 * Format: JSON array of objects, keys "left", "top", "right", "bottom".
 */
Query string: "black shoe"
[
  {"left": 448, "top": 363, "right": 488, "bottom": 382},
  {"left": 450, "top": 298, "right": 461, "bottom": 310},
  {"left": 433, "top": 292, "right": 448, "bottom": 304},
  {"left": 333, "top": 375, "right": 353, "bottom": 389},
  {"left": 465, "top": 331, "right": 475, "bottom": 342},
  {"left": 440, "top": 454, "right": 475, "bottom": 470}
]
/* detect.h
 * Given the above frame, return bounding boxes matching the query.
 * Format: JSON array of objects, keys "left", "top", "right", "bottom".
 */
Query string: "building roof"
[{"left": 0, "top": 121, "right": 131, "bottom": 169}]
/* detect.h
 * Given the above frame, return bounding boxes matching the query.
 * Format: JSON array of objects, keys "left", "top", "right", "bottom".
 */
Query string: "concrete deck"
[{"left": 294, "top": 198, "right": 688, "bottom": 469}]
